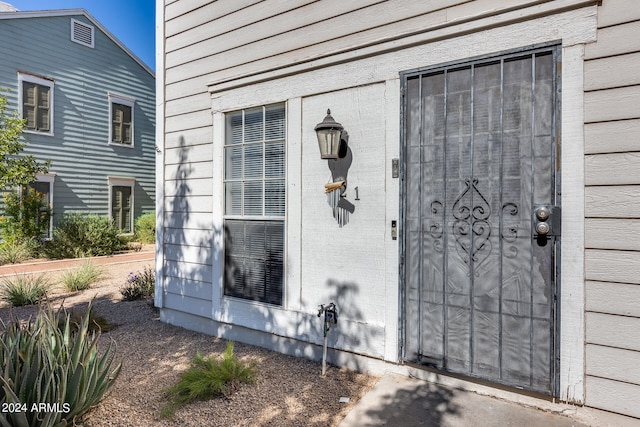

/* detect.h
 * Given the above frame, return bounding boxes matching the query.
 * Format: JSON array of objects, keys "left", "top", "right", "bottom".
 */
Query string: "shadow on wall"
[
  {"left": 162, "top": 137, "right": 219, "bottom": 292},
  {"left": 160, "top": 137, "right": 380, "bottom": 374}
]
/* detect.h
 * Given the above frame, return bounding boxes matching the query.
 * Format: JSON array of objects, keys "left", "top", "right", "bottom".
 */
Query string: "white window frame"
[
  {"left": 70, "top": 18, "right": 94, "bottom": 48},
  {"left": 107, "top": 177, "right": 135, "bottom": 235},
  {"left": 108, "top": 93, "right": 135, "bottom": 148},
  {"left": 18, "top": 72, "right": 54, "bottom": 136}
]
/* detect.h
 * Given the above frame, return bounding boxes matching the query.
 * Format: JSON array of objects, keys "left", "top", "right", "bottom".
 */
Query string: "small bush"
[
  {"left": 162, "top": 341, "right": 256, "bottom": 418},
  {"left": 1, "top": 273, "right": 50, "bottom": 306},
  {"left": 120, "top": 265, "right": 155, "bottom": 301},
  {"left": 135, "top": 211, "right": 155, "bottom": 244},
  {"left": 0, "top": 303, "right": 121, "bottom": 426},
  {"left": 59, "top": 303, "right": 115, "bottom": 333},
  {"left": 44, "top": 213, "right": 123, "bottom": 259},
  {"left": 0, "top": 240, "right": 33, "bottom": 264},
  {"left": 0, "top": 188, "right": 51, "bottom": 245},
  {"left": 60, "top": 260, "right": 103, "bottom": 291}
]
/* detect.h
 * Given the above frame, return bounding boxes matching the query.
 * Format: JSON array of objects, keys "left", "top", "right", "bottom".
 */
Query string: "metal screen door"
[{"left": 401, "top": 46, "right": 560, "bottom": 394}]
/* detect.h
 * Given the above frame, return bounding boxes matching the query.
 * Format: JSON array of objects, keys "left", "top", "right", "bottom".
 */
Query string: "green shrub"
[
  {"left": 135, "top": 211, "right": 155, "bottom": 244},
  {"left": 0, "top": 303, "right": 121, "bottom": 426},
  {"left": 60, "top": 260, "right": 103, "bottom": 291},
  {"left": 162, "top": 342, "right": 256, "bottom": 418},
  {"left": 44, "top": 213, "right": 123, "bottom": 259},
  {"left": 0, "top": 240, "right": 33, "bottom": 264},
  {"left": 59, "top": 303, "right": 115, "bottom": 333},
  {"left": 0, "top": 187, "right": 51, "bottom": 245},
  {"left": 1, "top": 273, "right": 50, "bottom": 306},
  {"left": 120, "top": 265, "right": 155, "bottom": 301}
]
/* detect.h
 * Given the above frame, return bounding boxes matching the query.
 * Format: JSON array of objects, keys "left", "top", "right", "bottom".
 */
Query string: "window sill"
[
  {"left": 24, "top": 130, "right": 54, "bottom": 137},
  {"left": 109, "top": 142, "right": 134, "bottom": 149}
]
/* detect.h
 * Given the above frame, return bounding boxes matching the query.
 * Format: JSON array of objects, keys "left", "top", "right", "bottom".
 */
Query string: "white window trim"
[
  {"left": 18, "top": 72, "right": 54, "bottom": 136},
  {"left": 34, "top": 173, "right": 55, "bottom": 240},
  {"left": 107, "top": 177, "right": 135, "bottom": 235},
  {"left": 70, "top": 18, "right": 94, "bottom": 48},
  {"left": 108, "top": 93, "right": 135, "bottom": 148}
]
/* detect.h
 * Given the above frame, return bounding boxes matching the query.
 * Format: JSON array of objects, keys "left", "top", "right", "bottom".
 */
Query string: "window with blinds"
[
  {"left": 22, "top": 81, "right": 51, "bottom": 133},
  {"left": 111, "top": 185, "right": 132, "bottom": 233},
  {"left": 112, "top": 103, "right": 132, "bottom": 144},
  {"left": 223, "top": 103, "right": 286, "bottom": 306},
  {"left": 109, "top": 94, "right": 134, "bottom": 146}
]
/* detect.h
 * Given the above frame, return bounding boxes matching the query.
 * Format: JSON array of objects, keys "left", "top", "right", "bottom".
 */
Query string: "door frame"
[{"left": 398, "top": 42, "right": 562, "bottom": 396}]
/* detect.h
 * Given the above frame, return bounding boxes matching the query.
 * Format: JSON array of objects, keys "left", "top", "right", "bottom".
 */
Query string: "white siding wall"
[
  {"left": 158, "top": 0, "right": 623, "bottom": 412},
  {"left": 583, "top": 0, "right": 640, "bottom": 418},
  {"left": 159, "top": 0, "right": 216, "bottom": 317}
]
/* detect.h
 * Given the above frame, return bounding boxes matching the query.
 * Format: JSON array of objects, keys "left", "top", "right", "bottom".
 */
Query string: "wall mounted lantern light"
[
  {"left": 314, "top": 109, "right": 355, "bottom": 227},
  {"left": 314, "top": 109, "right": 349, "bottom": 159}
]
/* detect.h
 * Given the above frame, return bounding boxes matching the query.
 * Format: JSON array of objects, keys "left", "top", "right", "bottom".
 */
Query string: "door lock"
[
  {"left": 533, "top": 205, "right": 560, "bottom": 237},
  {"left": 535, "top": 222, "right": 550, "bottom": 235},
  {"left": 535, "top": 206, "right": 550, "bottom": 221}
]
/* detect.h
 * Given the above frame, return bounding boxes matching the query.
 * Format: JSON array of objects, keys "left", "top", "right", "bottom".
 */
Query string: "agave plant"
[{"left": 0, "top": 303, "right": 121, "bottom": 426}]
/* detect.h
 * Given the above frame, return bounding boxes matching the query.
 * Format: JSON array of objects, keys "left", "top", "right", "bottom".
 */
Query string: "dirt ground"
[{"left": 0, "top": 257, "right": 378, "bottom": 426}]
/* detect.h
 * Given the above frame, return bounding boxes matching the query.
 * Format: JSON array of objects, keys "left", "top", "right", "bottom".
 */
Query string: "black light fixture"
[{"left": 314, "top": 109, "right": 348, "bottom": 159}]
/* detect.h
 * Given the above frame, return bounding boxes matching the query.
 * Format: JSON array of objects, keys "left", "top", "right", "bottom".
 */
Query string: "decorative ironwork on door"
[{"left": 401, "top": 46, "right": 560, "bottom": 395}]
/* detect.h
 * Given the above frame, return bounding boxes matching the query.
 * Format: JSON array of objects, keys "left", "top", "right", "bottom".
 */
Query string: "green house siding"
[{"left": 0, "top": 12, "right": 155, "bottom": 229}]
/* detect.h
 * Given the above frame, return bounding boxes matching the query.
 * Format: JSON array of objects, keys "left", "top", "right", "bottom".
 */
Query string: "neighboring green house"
[{"left": 0, "top": 5, "right": 155, "bottom": 237}]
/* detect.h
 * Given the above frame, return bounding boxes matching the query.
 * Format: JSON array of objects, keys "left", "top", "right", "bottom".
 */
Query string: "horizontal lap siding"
[
  {"left": 162, "top": 1, "right": 216, "bottom": 317},
  {"left": 583, "top": 0, "right": 640, "bottom": 418},
  {"left": 162, "top": 0, "right": 561, "bottom": 96}
]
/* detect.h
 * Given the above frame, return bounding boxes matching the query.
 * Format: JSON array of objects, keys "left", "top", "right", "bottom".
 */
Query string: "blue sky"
[{"left": 7, "top": 0, "right": 155, "bottom": 71}]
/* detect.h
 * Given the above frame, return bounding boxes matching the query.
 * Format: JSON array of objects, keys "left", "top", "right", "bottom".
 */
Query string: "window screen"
[{"left": 223, "top": 103, "right": 285, "bottom": 305}]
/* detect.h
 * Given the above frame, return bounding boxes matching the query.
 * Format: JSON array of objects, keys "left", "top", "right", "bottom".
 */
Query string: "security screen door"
[{"left": 402, "top": 46, "right": 560, "bottom": 394}]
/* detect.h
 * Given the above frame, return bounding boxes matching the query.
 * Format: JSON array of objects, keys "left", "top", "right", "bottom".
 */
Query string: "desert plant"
[
  {"left": 0, "top": 273, "right": 49, "bottom": 306},
  {"left": 135, "top": 211, "right": 155, "bottom": 244},
  {"left": 0, "top": 240, "right": 33, "bottom": 264},
  {"left": 43, "top": 212, "right": 123, "bottom": 259},
  {"left": 59, "top": 303, "right": 115, "bottom": 333},
  {"left": 0, "top": 303, "right": 121, "bottom": 426},
  {"left": 162, "top": 341, "right": 256, "bottom": 418},
  {"left": 120, "top": 265, "right": 155, "bottom": 301},
  {"left": 60, "top": 260, "right": 103, "bottom": 291}
]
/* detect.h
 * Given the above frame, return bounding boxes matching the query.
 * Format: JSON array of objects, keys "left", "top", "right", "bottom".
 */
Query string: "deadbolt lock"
[
  {"left": 535, "top": 206, "right": 550, "bottom": 221},
  {"left": 533, "top": 205, "right": 561, "bottom": 238}
]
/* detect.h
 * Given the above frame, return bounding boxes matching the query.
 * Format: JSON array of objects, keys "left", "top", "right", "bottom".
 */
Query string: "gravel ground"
[{"left": 0, "top": 259, "right": 378, "bottom": 426}]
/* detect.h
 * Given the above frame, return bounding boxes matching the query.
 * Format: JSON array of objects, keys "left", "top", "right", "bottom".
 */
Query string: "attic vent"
[{"left": 71, "top": 18, "right": 94, "bottom": 48}]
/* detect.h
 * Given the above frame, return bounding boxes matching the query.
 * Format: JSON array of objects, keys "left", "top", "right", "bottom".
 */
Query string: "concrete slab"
[{"left": 340, "top": 373, "right": 588, "bottom": 427}]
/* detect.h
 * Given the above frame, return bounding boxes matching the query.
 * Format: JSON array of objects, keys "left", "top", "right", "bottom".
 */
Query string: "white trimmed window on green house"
[
  {"left": 223, "top": 103, "right": 286, "bottom": 306},
  {"left": 108, "top": 177, "right": 134, "bottom": 234},
  {"left": 18, "top": 72, "right": 54, "bottom": 135},
  {"left": 108, "top": 93, "right": 134, "bottom": 146}
]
